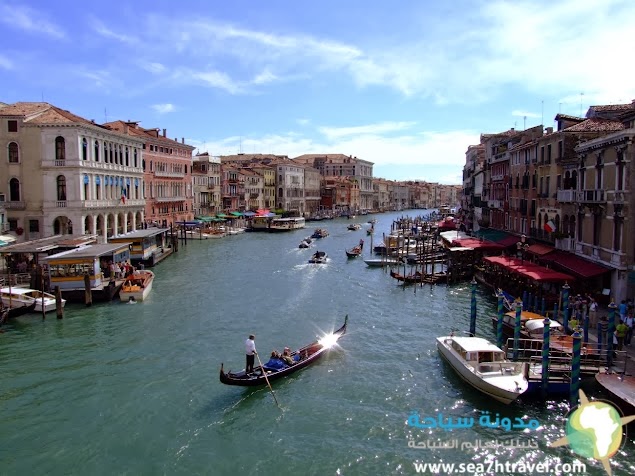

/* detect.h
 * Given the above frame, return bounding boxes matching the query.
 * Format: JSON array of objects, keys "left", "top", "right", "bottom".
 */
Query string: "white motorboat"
[
  {"left": 308, "top": 251, "right": 328, "bottom": 264},
  {"left": 363, "top": 257, "right": 404, "bottom": 267},
  {"left": 436, "top": 335, "right": 528, "bottom": 404},
  {"left": 1, "top": 286, "right": 66, "bottom": 313},
  {"left": 119, "top": 270, "right": 155, "bottom": 302}
]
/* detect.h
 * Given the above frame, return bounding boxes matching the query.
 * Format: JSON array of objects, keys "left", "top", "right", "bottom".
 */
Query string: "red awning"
[
  {"left": 526, "top": 243, "right": 555, "bottom": 256},
  {"left": 484, "top": 256, "right": 574, "bottom": 282},
  {"left": 539, "top": 251, "right": 609, "bottom": 278},
  {"left": 451, "top": 238, "right": 505, "bottom": 250},
  {"left": 496, "top": 236, "right": 522, "bottom": 247}
]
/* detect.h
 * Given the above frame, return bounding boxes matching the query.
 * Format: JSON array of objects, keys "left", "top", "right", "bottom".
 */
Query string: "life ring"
[{"left": 16, "top": 227, "right": 24, "bottom": 235}]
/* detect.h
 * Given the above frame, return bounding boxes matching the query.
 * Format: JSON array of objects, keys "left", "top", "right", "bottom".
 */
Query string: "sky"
[{"left": 1, "top": 0, "right": 634, "bottom": 184}]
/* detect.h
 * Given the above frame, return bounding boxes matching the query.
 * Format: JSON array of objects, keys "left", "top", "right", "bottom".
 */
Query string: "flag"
[
  {"left": 121, "top": 187, "right": 126, "bottom": 204},
  {"left": 544, "top": 220, "right": 555, "bottom": 233}
]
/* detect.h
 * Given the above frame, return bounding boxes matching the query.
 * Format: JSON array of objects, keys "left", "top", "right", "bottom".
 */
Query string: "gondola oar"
[{"left": 255, "top": 351, "right": 280, "bottom": 408}]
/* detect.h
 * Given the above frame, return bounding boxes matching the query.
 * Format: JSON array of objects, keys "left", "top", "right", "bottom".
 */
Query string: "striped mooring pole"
[
  {"left": 513, "top": 300, "right": 522, "bottom": 361},
  {"left": 570, "top": 329, "right": 582, "bottom": 407},
  {"left": 469, "top": 278, "right": 477, "bottom": 337},
  {"left": 497, "top": 290, "right": 505, "bottom": 349},
  {"left": 607, "top": 301, "right": 617, "bottom": 367},
  {"left": 562, "top": 283, "right": 570, "bottom": 331},
  {"left": 541, "top": 318, "right": 551, "bottom": 397}
]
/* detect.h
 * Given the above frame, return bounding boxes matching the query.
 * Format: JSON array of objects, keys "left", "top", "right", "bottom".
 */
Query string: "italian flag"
[{"left": 544, "top": 220, "right": 555, "bottom": 233}]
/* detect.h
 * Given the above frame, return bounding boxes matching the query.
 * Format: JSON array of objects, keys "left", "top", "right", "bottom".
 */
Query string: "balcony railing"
[
  {"left": 608, "top": 190, "right": 626, "bottom": 203},
  {"left": 83, "top": 199, "right": 145, "bottom": 207},
  {"left": 491, "top": 173, "right": 504, "bottom": 181},
  {"left": 154, "top": 170, "right": 186, "bottom": 178},
  {"left": 56, "top": 200, "right": 67, "bottom": 208},
  {"left": 577, "top": 189, "right": 605, "bottom": 203},
  {"left": 155, "top": 196, "right": 187, "bottom": 203},
  {"left": 489, "top": 151, "right": 510, "bottom": 164},
  {"left": 4, "top": 201, "right": 26, "bottom": 209},
  {"left": 488, "top": 199, "right": 502, "bottom": 209},
  {"left": 557, "top": 189, "right": 576, "bottom": 203}
]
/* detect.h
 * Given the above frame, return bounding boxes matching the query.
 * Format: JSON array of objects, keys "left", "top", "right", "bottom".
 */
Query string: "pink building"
[{"left": 104, "top": 122, "right": 195, "bottom": 226}]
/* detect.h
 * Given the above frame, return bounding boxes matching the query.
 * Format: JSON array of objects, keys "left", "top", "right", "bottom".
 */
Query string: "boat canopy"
[{"left": 484, "top": 256, "right": 574, "bottom": 282}]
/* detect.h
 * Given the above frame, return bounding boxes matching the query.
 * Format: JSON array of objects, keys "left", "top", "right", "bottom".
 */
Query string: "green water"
[{"left": 1, "top": 211, "right": 633, "bottom": 475}]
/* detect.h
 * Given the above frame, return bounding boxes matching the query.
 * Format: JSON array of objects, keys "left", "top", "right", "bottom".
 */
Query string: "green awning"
[
  {"left": 194, "top": 216, "right": 215, "bottom": 223},
  {"left": 230, "top": 212, "right": 243, "bottom": 217}
]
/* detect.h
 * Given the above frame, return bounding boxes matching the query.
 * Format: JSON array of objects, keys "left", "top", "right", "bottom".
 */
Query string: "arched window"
[
  {"left": 8, "top": 142, "right": 19, "bottom": 163},
  {"left": 94, "top": 140, "right": 100, "bottom": 162},
  {"left": 57, "top": 175, "right": 67, "bottom": 201},
  {"left": 55, "top": 136, "right": 66, "bottom": 160},
  {"left": 9, "top": 177, "right": 20, "bottom": 201},
  {"left": 82, "top": 138, "right": 88, "bottom": 160},
  {"left": 134, "top": 149, "right": 138, "bottom": 168},
  {"left": 119, "top": 145, "right": 123, "bottom": 165},
  {"left": 125, "top": 146, "right": 129, "bottom": 166},
  {"left": 109, "top": 143, "right": 113, "bottom": 163}
]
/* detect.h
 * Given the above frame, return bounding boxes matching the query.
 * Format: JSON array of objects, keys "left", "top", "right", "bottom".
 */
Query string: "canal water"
[{"left": 1, "top": 210, "right": 633, "bottom": 476}]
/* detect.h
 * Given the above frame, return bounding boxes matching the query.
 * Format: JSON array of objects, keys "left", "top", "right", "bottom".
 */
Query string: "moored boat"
[
  {"left": 364, "top": 257, "right": 404, "bottom": 267},
  {"left": 219, "top": 316, "right": 348, "bottom": 386},
  {"left": 436, "top": 335, "right": 528, "bottom": 404},
  {"left": 0, "top": 288, "right": 38, "bottom": 317},
  {"left": 1, "top": 286, "right": 66, "bottom": 313},
  {"left": 347, "top": 223, "right": 361, "bottom": 231},
  {"left": 119, "top": 270, "right": 155, "bottom": 302}
]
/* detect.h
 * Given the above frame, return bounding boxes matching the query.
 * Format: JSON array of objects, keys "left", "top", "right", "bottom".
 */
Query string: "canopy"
[
  {"left": 242, "top": 211, "right": 256, "bottom": 217},
  {"left": 0, "top": 235, "right": 17, "bottom": 247},
  {"left": 484, "top": 256, "right": 574, "bottom": 282},
  {"left": 539, "top": 251, "right": 609, "bottom": 278},
  {"left": 450, "top": 238, "right": 505, "bottom": 250},
  {"left": 526, "top": 243, "right": 555, "bottom": 256},
  {"left": 230, "top": 212, "right": 243, "bottom": 217}
]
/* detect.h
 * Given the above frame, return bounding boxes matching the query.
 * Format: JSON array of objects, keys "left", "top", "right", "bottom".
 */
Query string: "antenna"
[
  {"left": 104, "top": 108, "right": 108, "bottom": 123},
  {"left": 541, "top": 100, "right": 544, "bottom": 126},
  {"left": 523, "top": 116, "right": 526, "bottom": 130}
]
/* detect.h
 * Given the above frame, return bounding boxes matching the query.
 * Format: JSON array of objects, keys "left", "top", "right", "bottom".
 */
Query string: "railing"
[
  {"left": 155, "top": 196, "right": 187, "bottom": 203},
  {"left": 491, "top": 173, "right": 504, "bottom": 181},
  {"left": 55, "top": 160, "right": 66, "bottom": 166},
  {"left": 154, "top": 170, "right": 185, "bottom": 178},
  {"left": 608, "top": 190, "right": 626, "bottom": 203},
  {"left": 488, "top": 199, "right": 502, "bottom": 209},
  {"left": 56, "top": 200, "right": 67, "bottom": 208},
  {"left": 577, "top": 189, "right": 605, "bottom": 203},
  {"left": 4, "top": 201, "right": 26, "bottom": 209},
  {"left": 556, "top": 189, "right": 576, "bottom": 203},
  {"left": 84, "top": 199, "right": 145, "bottom": 207},
  {"left": 555, "top": 237, "right": 575, "bottom": 251}
]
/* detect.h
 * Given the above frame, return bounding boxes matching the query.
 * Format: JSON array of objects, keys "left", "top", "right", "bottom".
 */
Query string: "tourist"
[
  {"left": 245, "top": 334, "right": 257, "bottom": 374},
  {"left": 281, "top": 347, "right": 294, "bottom": 366},
  {"left": 625, "top": 312, "right": 634, "bottom": 346},
  {"left": 615, "top": 320, "right": 628, "bottom": 351},
  {"left": 619, "top": 300, "right": 628, "bottom": 320},
  {"left": 265, "top": 350, "right": 286, "bottom": 370},
  {"left": 588, "top": 298, "right": 598, "bottom": 327}
]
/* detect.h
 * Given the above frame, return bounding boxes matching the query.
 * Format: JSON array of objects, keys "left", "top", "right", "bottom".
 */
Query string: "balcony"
[
  {"left": 4, "top": 201, "right": 26, "bottom": 210},
  {"left": 488, "top": 199, "right": 502, "bottom": 209},
  {"left": 155, "top": 196, "right": 187, "bottom": 203},
  {"left": 489, "top": 151, "right": 510, "bottom": 164},
  {"left": 577, "top": 189, "right": 605, "bottom": 203},
  {"left": 557, "top": 189, "right": 576, "bottom": 203},
  {"left": 82, "top": 199, "right": 145, "bottom": 208},
  {"left": 491, "top": 173, "right": 504, "bottom": 181},
  {"left": 608, "top": 190, "right": 626, "bottom": 203},
  {"left": 154, "top": 170, "right": 185, "bottom": 178},
  {"left": 208, "top": 185, "right": 218, "bottom": 190}
]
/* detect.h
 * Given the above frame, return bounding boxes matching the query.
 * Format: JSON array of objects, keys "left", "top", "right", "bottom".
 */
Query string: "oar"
[{"left": 255, "top": 351, "right": 280, "bottom": 408}]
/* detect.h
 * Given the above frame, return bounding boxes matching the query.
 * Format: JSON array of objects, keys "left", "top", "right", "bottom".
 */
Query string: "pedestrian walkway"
[{"left": 585, "top": 303, "right": 635, "bottom": 369}]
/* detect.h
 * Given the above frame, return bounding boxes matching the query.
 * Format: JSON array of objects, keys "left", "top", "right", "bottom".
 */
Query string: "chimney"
[
  {"left": 124, "top": 123, "right": 129, "bottom": 134},
  {"left": 162, "top": 128, "right": 166, "bottom": 137},
  {"left": 545, "top": 127, "right": 553, "bottom": 134},
  {"left": 181, "top": 137, "right": 184, "bottom": 144}
]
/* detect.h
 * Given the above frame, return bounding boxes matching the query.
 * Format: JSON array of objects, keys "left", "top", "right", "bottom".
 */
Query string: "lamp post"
[{"left": 516, "top": 234, "right": 529, "bottom": 263}]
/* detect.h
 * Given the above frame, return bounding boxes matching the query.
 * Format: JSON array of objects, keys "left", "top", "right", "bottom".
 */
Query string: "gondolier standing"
[{"left": 245, "top": 334, "right": 257, "bottom": 374}]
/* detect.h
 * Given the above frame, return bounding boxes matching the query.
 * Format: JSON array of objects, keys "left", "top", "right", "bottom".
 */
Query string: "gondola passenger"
[
  {"left": 281, "top": 347, "right": 294, "bottom": 366},
  {"left": 265, "top": 350, "right": 287, "bottom": 370}
]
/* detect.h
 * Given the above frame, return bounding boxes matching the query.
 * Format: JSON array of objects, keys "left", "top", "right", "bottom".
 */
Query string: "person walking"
[
  {"left": 615, "top": 320, "right": 628, "bottom": 351},
  {"left": 625, "top": 313, "right": 634, "bottom": 346},
  {"left": 245, "top": 334, "right": 257, "bottom": 374}
]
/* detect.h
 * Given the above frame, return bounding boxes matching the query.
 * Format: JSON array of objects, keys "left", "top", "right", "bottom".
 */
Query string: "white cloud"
[
  {"left": 91, "top": 18, "right": 138, "bottom": 44},
  {"left": 0, "top": 3, "right": 65, "bottom": 38},
  {"left": 188, "top": 70, "right": 246, "bottom": 94},
  {"left": 142, "top": 62, "right": 166, "bottom": 74},
  {"left": 318, "top": 122, "right": 417, "bottom": 140},
  {"left": 297, "top": 118, "right": 310, "bottom": 126},
  {"left": 152, "top": 103, "right": 175, "bottom": 114},
  {"left": 251, "top": 69, "right": 278, "bottom": 85},
  {"left": 0, "top": 54, "right": 13, "bottom": 70},
  {"left": 512, "top": 110, "right": 541, "bottom": 118}
]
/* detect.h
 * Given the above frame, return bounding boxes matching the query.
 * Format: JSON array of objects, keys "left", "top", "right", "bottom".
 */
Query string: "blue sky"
[{"left": 1, "top": 0, "right": 634, "bottom": 184}]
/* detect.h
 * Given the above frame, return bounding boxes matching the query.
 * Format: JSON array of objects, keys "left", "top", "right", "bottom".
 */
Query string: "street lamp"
[{"left": 516, "top": 234, "right": 529, "bottom": 263}]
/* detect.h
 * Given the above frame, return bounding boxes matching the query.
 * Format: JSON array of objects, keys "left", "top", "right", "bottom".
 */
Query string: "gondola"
[
  {"left": 219, "top": 315, "right": 348, "bottom": 387},
  {"left": 389, "top": 269, "right": 424, "bottom": 284},
  {"left": 2, "top": 300, "right": 37, "bottom": 318},
  {"left": 345, "top": 246, "right": 362, "bottom": 258}
]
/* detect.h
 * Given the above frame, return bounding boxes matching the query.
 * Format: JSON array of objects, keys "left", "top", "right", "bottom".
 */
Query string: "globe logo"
[{"left": 550, "top": 389, "right": 635, "bottom": 475}]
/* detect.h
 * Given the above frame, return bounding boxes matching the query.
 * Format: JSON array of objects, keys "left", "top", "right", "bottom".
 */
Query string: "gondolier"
[{"left": 245, "top": 334, "right": 257, "bottom": 374}]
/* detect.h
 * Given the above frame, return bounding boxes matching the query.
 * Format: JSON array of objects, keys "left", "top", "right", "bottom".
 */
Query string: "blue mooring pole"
[
  {"left": 562, "top": 283, "right": 570, "bottom": 331},
  {"left": 597, "top": 321, "right": 603, "bottom": 355},
  {"left": 497, "top": 290, "right": 505, "bottom": 349},
  {"left": 522, "top": 291, "right": 528, "bottom": 311},
  {"left": 469, "top": 278, "right": 477, "bottom": 337},
  {"left": 570, "top": 330, "right": 582, "bottom": 407},
  {"left": 553, "top": 303, "right": 558, "bottom": 322},
  {"left": 513, "top": 300, "right": 522, "bottom": 361},
  {"left": 542, "top": 318, "right": 551, "bottom": 397},
  {"left": 541, "top": 297, "right": 546, "bottom": 318},
  {"left": 607, "top": 301, "right": 617, "bottom": 368},
  {"left": 583, "top": 312, "right": 589, "bottom": 344}
]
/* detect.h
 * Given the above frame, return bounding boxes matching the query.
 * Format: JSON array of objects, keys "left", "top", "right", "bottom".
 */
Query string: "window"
[
  {"left": 29, "top": 219, "right": 39, "bottom": 233},
  {"left": 57, "top": 175, "right": 67, "bottom": 201},
  {"left": 55, "top": 136, "right": 66, "bottom": 160},
  {"left": 82, "top": 138, "right": 88, "bottom": 160},
  {"left": 134, "top": 149, "right": 138, "bottom": 167},
  {"left": 9, "top": 178, "right": 20, "bottom": 201},
  {"left": 94, "top": 140, "right": 100, "bottom": 162},
  {"left": 8, "top": 142, "right": 19, "bottom": 163},
  {"left": 8, "top": 218, "right": 17, "bottom": 231},
  {"left": 8, "top": 120, "right": 18, "bottom": 132}
]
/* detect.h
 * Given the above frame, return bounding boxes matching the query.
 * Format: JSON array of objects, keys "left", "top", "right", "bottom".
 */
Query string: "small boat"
[
  {"left": 2, "top": 287, "right": 66, "bottom": 313},
  {"left": 308, "top": 251, "right": 328, "bottom": 264},
  {"left": 364, "top": 257, "right": 404, "bottom": 267},
  {"left": 437, "top": 335, "right": 528, "bottom": 404},
  {"left": 390, "top": 269, "right": 424, "bottom": 284},
  {"left": 1, "top": 287, "right": 42, "bottom": 315},
  {"left": 345, "top": 246, "right": 362, "bottom": 258},
  {"left": 119, "top": 270, "right": 155, "bottom": 302},
  {"left": 595, "top": 371, "right": 635, "bottom": 414},
  {"left": 347, "top": 223, "right": 361, "bottom": 231},
  {"left": 299, "top": 240, "right": 311, "bottom": 249},
  {"left": 311, "top": 228, "right": 329, "bottom": 239},
  {"left": 367, "top": 227, "right": 374, "bottom": 235},
  {"left": 220, "top": 316, "right": 348, "bottom": 386}
]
